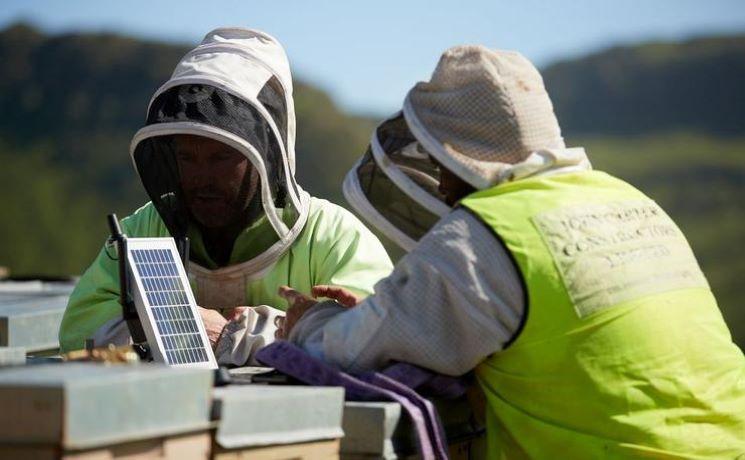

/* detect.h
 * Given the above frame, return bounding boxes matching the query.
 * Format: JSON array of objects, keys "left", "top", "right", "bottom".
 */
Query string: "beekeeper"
[
  {"left": 281, "top": 46, "right": 745, "bottom": 458},
  {"left": 58, "top": 28, "right": 393, "bottom": 364}
]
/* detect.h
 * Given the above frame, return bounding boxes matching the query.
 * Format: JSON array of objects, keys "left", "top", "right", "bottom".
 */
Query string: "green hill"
[
  {"left": 0, "top": 23, "right": 742, "bottom": 347},
  {"left": 543, "top": 35, "right": 745, "bottom": 136},
  {"left": 0, "top": 22, "right": 373, "bottom": 272}
]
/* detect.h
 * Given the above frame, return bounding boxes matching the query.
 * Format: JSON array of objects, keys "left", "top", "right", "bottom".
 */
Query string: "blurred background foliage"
[{"left": 0, "top": 23, "right": 742, "bottom": 347}]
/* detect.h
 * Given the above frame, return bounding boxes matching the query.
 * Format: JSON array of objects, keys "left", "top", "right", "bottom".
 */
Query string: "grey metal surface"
[
  {"left": 0, "top": 281, "right": 74, "bottom": 352},
  {"left": 341, "top": 397, "right": 485, "bottom": 459},
  {"left": 0, "top": 363, "right": 212, "bottom": 449},
  {"left": 0, "top": 347, "right": 25, "bottom": 366},
  {"left": 212, "top": 384, "right": 345, "bottom": 449},
  {"left": 341, "top": 402, "right": 401, "bottom": 459}
]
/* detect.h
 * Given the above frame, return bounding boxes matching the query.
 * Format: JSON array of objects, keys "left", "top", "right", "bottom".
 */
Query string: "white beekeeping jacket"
[
  {"left": 289, "top": 207, "right": 526, "bottom": 375},
  {"left": 294, "top": 91, "right": 591, "bottom": 374}
]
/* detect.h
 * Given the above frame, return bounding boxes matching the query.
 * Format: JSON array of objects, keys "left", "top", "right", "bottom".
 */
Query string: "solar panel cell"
[{"left": 126, "top": 240, "right": 217, "bottom": 369}]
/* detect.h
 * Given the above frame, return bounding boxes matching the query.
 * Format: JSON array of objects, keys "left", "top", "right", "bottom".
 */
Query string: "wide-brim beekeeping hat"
[
  {"left": 344, "top": 46, "right": 588, "bottom": 251},
  {"left": 403, "top": 45, "right": 567, "bottom": 190}
]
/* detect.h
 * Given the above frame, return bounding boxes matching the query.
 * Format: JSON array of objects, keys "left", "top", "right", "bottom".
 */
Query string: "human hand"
[
  {"left": 275, "top": 286, "right": 318, "bottom": 340},
  {"left": 311, "top": 285, "right": 362, "bottom": 308},
  {"left": 198, "top": 307, "right": 227, "bottom": 349},
  {"left": 198, "top": 306, "right": 249, "bottom": 349},
  {"left": 224, "top": 306, "right": 250, "bottom": 321}
]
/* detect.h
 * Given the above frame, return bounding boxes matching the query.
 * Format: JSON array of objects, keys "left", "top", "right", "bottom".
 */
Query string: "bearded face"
[{"left": 174, "top": 135, "right": 259, "bottom": 229}]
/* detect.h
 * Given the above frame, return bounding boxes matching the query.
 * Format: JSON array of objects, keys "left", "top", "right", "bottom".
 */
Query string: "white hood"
[
  {"left": 129, "top": 27, "right": 310, "bottom": 275},
  {"left": 153, "top": 27, "right": 298, "bottom": 173}
]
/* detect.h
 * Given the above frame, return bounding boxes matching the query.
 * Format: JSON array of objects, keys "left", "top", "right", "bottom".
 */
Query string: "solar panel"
[{"left": 125, "top": 238, "right": 217, "bottom": 369}]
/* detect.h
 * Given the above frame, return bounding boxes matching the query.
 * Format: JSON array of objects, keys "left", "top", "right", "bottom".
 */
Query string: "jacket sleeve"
[
  {"left": 58, "top": 243, "right": 124, "bottom": 353},
  {"left": 58, "top": 205, "right": 161, "bottom": 353},
  {"left": 290, "top": 209, "right": 527, "bottom": 376}
]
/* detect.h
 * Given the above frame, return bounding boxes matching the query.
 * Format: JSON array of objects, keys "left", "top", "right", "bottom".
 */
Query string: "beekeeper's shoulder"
[
  {"left": 302, "top": 196, "right": 374, "bottom": 242},
  {"left": 119, "top": 201, "right": 170, "bottom": 238}
]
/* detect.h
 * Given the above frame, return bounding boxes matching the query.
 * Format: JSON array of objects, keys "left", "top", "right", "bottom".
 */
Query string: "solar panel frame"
[{"left": 126, "top": 237, "right": 217, "bottom": 369}]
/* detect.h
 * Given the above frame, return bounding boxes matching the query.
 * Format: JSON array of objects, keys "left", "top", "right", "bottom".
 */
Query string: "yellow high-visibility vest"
[{"left": 461, "top": 170, "right": 745, "bottom": 459}]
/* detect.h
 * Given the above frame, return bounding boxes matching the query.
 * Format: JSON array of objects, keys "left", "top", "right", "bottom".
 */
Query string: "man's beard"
[{"left": 187, "top": 171, "right": 260, "bottom": 229}]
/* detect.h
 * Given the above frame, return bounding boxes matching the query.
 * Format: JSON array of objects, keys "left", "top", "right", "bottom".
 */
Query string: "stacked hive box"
[
  {"left": 0, "top": 280, "right": 484, "bottom": 459},
  {"left": 0, "top": 364, "right": 213, "bottom": 459},
  {"left": 211, "top": 385, "right": 345, "bottom": 459},
  {"left": 0, "top": 280, "right": 73, "bottom": 355}
]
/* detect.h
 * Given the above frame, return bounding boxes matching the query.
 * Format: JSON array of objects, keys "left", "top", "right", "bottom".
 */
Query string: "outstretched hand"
[
  {"left": 311, "top": 285, "right": 362, "bottom": 308},
  {"left": 275, "top": 284, "right": 363, "bottom": 340},
  {"left": 275, "top": 286, "right": 317, "bottom": 340}
]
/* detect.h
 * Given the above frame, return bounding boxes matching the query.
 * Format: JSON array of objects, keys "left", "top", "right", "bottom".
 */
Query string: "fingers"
[
  {"left": 225, "top": 306, "right": 249, "bottom": 321},
  {"left": 311, "top": 285, "right": 360, "bottom": 307},
  {"left": 311, "top": 284, "right": 336, "bottom": 298},
  {"left": 274, "top": 315, "right": 286, "bottom": 340},
  {"left": 197, "top": 306, "right": 221, "bottom": 321},
  {"left": 278, "top": 285, "right": 306, "bottom": 305},
  {"left": 277, "top": 286, "right": 318, "bottom": 339},
  {"left": 196, "top": 306, "right": 228, "bottom": 349}
]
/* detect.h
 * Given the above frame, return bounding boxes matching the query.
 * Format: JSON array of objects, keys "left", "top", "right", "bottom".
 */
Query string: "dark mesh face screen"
[
  {"left": 257, "top": 76, "right": 298, "bottom": 199},
  {"left": 256, "top": 76, "right": 288, "bottom": 150},
  {"left": 133, "top": 136, "right": 189, "bottom": 237},
  {"left": 356, "top": 148, "right": 442, "bottom": 242},
  {"left": 378, "top": 115, "right": 417, "bottom": 156},
  {"left": 377, "top": 115, "right": 444, "bottom": 197},
  {"left": 134, "top": 84, "right": 295, "bottom": 240},
  {"left": 352, "top": 114, "right": 449, "bottom": 245},
  {"left": 147, "top": 84, "right": 287, "bottom": 208}
]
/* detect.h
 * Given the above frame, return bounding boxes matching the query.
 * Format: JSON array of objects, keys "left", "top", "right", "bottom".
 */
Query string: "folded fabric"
[
  {"left": 381, "top": 362, "right": 467, "bottom": 400},
  {"left": 215, "top": 305, "right": 284, "bottom": 366},
  {"left": 256, "top": 341, "right": 466, "bottom": 460}
]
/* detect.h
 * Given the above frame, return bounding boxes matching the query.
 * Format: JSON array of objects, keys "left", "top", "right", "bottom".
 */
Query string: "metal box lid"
[
  {"left": 0, "top": 281, "right": 74, "bottom": 352},
  {"left": 0, "top": 363, "right": 212, "bottom": 449},
  {"left": 212, "top": 384, "right": 345, "bottom": 449},
  {"left": 0, "top": 347, "right": 26, "bottom": 366},
  {"left": 341, "top": 402, "right": 401, "bottom": 459},
  {"left": 341, "top": 397, "right": 484, "bottom": 458}
]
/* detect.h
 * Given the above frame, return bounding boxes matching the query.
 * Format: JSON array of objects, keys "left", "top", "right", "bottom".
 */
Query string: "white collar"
[{"left": 497, "top": 147, "right": 592, "bottom": 184}]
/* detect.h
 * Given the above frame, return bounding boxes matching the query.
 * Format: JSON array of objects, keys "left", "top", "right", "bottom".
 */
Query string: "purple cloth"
[
  {"left": 381, "top": 362, "right": 467, "bottom": 399},
  {"left": 255, "top": 341, "right": 464, "bottom": 460},
  {"left": 360, "top": 371, "right": 449, "bottom": 457}
]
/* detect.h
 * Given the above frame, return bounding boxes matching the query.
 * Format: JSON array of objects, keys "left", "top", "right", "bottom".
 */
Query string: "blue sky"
[{"left": 2, "top": 0, "right": 744, "bottom": 115}]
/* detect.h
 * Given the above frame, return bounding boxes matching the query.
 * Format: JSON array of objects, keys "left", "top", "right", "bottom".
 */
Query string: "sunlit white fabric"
[{"left": 291, "top": 209, "right": 526, "bottom": 375}]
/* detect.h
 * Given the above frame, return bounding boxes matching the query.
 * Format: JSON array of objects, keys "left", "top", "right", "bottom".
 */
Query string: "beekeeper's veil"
[
  {"left": 343, "top": 112, "right": 450, "bottom": 252},
  {"left": 130, "top": 28, "right": 309, "bottom": 273},
  {"left": 345, "top": 46, "right": 589, "bottom": 250}
]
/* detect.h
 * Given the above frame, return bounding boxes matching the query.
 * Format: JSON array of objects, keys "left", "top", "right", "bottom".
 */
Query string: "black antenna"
[
  {"left": 107, "top": 214, "right": 149, "bottom": 351},
  {"left": 176, "top": 236, "right": 190, "bottom": 275}
]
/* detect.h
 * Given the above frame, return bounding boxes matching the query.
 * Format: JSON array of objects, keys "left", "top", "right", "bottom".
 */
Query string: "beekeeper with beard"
[{"left": 59, "top": 28, "right": 393, "bottom": 365}]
